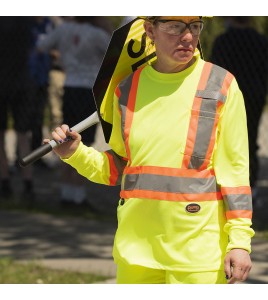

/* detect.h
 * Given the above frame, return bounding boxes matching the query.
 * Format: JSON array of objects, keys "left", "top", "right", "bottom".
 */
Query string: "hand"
[
  {"left": 224, "top": 248, "right": 252, "bottom": 284},
  {"left": 43, "top": 124, "right": 81, "bottom": 159}
]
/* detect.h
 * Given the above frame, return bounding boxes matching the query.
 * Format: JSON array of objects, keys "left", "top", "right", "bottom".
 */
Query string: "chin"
[
  {"left": 175, "top": 52, "right": 193, "bottom": 62},
  {"left": 177, "top": 58, "right": 192, "bottom": 66}
]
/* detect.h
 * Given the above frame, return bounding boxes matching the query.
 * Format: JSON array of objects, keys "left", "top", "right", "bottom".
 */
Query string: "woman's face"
[{"left": 144, "top": 16, "right": 202, "bottom": 73}]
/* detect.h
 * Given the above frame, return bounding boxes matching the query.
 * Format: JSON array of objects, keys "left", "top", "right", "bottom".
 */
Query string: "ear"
[{"left": 144, "top": 21, "right": 155, "bottom": 41}]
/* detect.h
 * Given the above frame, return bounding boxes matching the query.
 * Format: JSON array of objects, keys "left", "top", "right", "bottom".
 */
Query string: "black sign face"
[{"left": 92, "top": 18, "right": 156, "bottom": 143}]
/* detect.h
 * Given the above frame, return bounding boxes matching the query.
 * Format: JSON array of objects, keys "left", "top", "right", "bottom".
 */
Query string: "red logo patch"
[{"left": 185, "top": 203, "right": 201, "bottom": 213}]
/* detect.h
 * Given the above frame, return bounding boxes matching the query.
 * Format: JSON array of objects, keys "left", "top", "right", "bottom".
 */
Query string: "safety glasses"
[{"left": 156, "top": 20, "right": 204, "bottom": 36}]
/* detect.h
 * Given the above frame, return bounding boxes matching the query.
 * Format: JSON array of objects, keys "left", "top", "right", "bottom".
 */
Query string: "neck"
[{"left": 153, "top": 57, "right": 196, "bottom": 73}]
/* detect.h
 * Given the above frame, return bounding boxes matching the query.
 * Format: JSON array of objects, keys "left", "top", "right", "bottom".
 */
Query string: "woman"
[{"left": 46, "top": 16, "right": 254, "bottom": 284}]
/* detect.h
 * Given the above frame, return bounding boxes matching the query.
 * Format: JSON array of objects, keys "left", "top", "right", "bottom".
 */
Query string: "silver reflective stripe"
[
  {"left": 196, "top": 90, "right": 227, "bottom": 103},
  {"left": 119, "top": 74, "right": 134, "bottom": 106},
  {"left": 120, "top": 105, "right": 127, "bottom": 143},
  {"left": 106, "top": 150, "right": 127, "bottom": 185},
  {"left": 189, "top": 65, "right": 228, "bottom": 169},
  {"left": 223, "top": 194, "right": 253, "bottom": 211},
  {"left": 123, "top": 173, "right": 220, "bottom": 194},
  {"left": 118, "top": 74, "right": 134, "bottom": 144},
  {"left": 190, "top": 112, "right": 216, "bottom": 163},
  {"left": 205, "top": 65, "right": 227, "bottom": 94}
]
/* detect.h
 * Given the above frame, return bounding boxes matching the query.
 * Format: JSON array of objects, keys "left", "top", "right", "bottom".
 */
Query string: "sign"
[{"left": 93, "top": 17, "right": 156, "bottom": 143}]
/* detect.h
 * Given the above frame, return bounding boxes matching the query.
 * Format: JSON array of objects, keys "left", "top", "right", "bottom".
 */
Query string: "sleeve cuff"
[
  {"left": 61, "top": 142, "right": 86, "bottom": 165},
  {"left": 225, "top": 225, "right": 255, "bottom": 254}
]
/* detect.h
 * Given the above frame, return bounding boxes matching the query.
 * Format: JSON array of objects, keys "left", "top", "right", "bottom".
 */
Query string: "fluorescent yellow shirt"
[{"left": 63, "top": 54, "right": 254, "bottom": 272}]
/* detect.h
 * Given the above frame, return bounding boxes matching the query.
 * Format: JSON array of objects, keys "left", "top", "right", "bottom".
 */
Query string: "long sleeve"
[
  {"left": 62, "top": 142, "right": 127, "bottom": 186},
  {"left": 62, "top": 90, "right": 128, "bottom": 186},
  {"left": 213, "top": 78, "right": 254, "bottom": 253},
  {"left": 37, "top": 26, "right": 60, "bottom": 52}
]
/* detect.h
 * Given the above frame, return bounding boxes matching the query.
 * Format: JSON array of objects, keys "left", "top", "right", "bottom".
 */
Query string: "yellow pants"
[{"left": 116, "top": 263, "right": 227, "bottom": 284}]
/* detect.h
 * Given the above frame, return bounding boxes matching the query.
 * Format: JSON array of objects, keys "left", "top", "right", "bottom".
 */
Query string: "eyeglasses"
[{"left": 156, "top": 20, "right": 204, "bottom": 36}]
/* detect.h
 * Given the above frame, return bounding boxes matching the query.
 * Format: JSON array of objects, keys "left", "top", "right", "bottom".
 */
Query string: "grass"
[{"left": 0, "top": 257, "right": 108, "bottom": 284}]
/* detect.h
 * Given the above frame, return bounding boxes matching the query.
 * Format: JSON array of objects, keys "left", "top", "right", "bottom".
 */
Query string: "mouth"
[{"left": 177, "top": 48, "right": 193, "bottom": 53}]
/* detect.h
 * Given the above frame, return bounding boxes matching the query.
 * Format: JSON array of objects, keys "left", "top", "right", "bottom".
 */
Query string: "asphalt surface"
[{"left": 1, "top": 124, "right": 268, "bottom": 284}]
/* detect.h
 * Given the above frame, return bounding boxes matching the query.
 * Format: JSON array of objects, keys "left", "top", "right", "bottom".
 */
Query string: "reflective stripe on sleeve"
[
  {"left": 225, "top": 210, "right": 252, "bottom": 219},
  {"left": 221, "top": 186, "right": 252, "bottom": 219},
  {"left": 104, "top": 150, "right": 128, "bottom": 186}
]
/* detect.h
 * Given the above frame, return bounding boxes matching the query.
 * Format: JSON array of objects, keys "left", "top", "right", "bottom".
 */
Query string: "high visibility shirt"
[{"left": 63, "top": 53, "right": 254, "bottom": 272}]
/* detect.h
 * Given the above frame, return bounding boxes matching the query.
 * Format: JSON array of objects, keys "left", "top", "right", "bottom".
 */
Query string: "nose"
[{"left": 180, "top": 29, "right": 193, "bottom": 42}]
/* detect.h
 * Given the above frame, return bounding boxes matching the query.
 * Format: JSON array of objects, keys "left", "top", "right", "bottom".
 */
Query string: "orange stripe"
[
  {"left": 198, "top": 62, "right": 213, "bottom": 90},
  {"left": 117, "top": 104, "right": 122, "bottom": 116},
  {"left": 124, "top": 67, "right": 144, "bottom": 164},
  {"left": 115, "top": 86, "right": 121, "bottom": 98},
  {"left": 105, "top": 152, "right": 118, "bottom": 186},
  {"left": 182, "top": 62, "right": 213, "bottom": 168},
  {"left": 220, "top": 71, "right": 234, "bottom": 97},
  {"left": 124, "top": 165, "right": 216, "bottom": 178},
  {"left": 226, "top": 210, "right": 252, "bottom": 220},
  {"left": 182, "top": 101, "right": 201, "bottom": 168},
  {"left": 120, "top": 190, "right": 223, "bottom": 202},
  {"left": 221, "top": 186, "right": 252, "bottom": 195}
]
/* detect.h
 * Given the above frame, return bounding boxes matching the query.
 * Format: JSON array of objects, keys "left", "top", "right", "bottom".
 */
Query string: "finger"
[
  {"left": 60, "top": 124, "right": 74, "bottom": 142},
  {"left": 230, "top": 266, "right": 245, "bottom": 283},
  {"left": 241, "top": 271, "right": 249, "bottom": 282},
  {"left": 54, "top": 127, "right": 67, "bottom": 140},
  {"left": 224, "top": 256, "right": 232, "bottom": 281},
  {"left": 228, "top": 276, "right": 237, "bottom": 284},
  {"left": 241, "top": 266, "right": 251, "bottom": 282},
  {"left": 66, "top": 128, "right": 81, "bottom": 141},
  {"left": 52, "top": 127, "right": 66, "bottom": 143},
  {"left": 61, "top": 124, "right": 70, "bottom": 134},
  {"left": 43, "top": 138, "right": 50, "bottom": 144}
]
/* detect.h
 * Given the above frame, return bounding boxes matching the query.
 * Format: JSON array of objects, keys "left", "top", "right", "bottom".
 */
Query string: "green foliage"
[{"left": 201, "top": 17, "right": 225, "bottom": 60}]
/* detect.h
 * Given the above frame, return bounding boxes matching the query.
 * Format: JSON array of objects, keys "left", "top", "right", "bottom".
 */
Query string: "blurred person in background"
[
  {"left": 37, "top": 16, "right": 110, "bottom": 208},
  {"left": 29, "top": 17, "right": 53, "bottom": 163},
  {"left": 47, "top": 47, "right": 65, "bottom": 131},
  {"left": 211, "top": 16, "right": 268, "bottom": 203},
  {"left": 47, "top": 17, "right": 66, "bottom": 131},
  {"left": 0, "top": 17, "right": 35, "bottom": 199}
]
